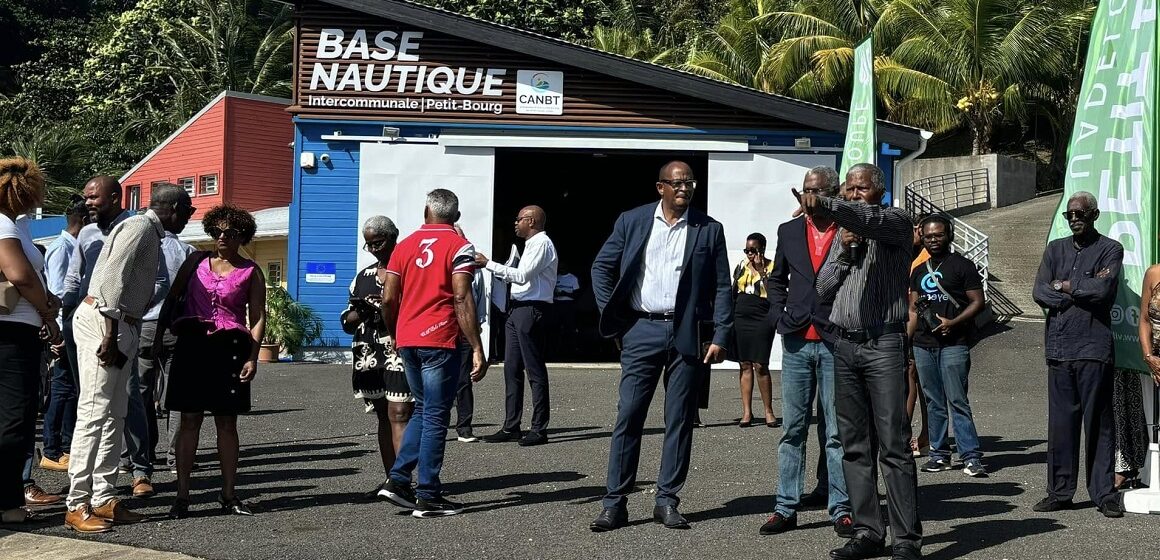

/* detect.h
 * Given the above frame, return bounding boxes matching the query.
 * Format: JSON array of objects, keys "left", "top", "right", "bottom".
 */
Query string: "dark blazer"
[
  {"left": 768, "top": 216, "right": 836, "bottom": 343},
  {"left": 590, "top": 203, "right": 734, "bottom": 358}
]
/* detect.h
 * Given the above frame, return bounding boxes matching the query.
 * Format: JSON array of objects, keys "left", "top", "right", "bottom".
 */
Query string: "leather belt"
[
  {"left": 83, "top": 295, "right": 139, "bottom": 327},
  {"left": 835, "top": 321, "right": 905, "bottom": 344},
  {"left": 631, "top": 310, "right": 675, "bottom": 322}
]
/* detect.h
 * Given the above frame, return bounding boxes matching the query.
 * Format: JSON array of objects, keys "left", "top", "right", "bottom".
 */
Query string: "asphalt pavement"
[{"left": 4, "top": 320, "right": 1157, "bottom": 560}]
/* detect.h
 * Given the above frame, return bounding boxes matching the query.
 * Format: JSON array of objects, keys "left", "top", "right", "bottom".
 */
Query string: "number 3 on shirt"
[{"left": 415, "top": 238, "right": 437, "bottom": 268}]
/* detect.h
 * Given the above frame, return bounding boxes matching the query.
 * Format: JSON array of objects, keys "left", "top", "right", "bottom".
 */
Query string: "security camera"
[{"left": 319, "top": 153, "right": 331, "bottom": 163}]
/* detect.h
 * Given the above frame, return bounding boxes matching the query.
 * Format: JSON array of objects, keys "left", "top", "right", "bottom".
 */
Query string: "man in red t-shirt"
[
  {"left": 763, "top": 166, "right": 854, "bottom": 537},
  {"left": 378, "top": 188, "right": 487, "bottom": 518}
]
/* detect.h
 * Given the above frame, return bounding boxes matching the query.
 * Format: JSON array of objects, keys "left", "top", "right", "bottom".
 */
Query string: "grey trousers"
[{"left": 832, "top": 333, "right": 922, "bottom": 549}]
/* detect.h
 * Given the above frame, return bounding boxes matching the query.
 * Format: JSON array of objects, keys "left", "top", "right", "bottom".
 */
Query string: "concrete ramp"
[{"left": 961, "top": 193, "right": 1062, "bottom": 317}]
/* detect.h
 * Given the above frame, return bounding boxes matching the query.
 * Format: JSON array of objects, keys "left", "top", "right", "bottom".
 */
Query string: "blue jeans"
[
  {"left": 913, "top": 345, "right": 981, "bottom": 462},
  {"left": 42, "top": 359, "right": 77, "bottom": 460},
  {"left": 776, "top": 334, "right": 850, "bottom": 520},
  {"left": 390, "top": 347, "right": 460, "bottom": 500}
]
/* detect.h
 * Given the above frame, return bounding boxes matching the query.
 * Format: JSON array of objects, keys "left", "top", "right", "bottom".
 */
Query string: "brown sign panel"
[{"left": 292, "top": 2, "right": 794, "bottom": 130}]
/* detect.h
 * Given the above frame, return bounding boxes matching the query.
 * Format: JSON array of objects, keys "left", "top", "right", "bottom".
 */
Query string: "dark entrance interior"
[{"left": 492, "top": 149, "right": 709, "bottom": 362}]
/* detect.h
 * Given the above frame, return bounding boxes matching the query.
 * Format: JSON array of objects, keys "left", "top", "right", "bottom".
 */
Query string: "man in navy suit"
[
  {"left": 761, "top": 166, "right": 853, "bottom": 538},
  {"left": 588, "top": 160, "right": 733, "bottom": 532}
]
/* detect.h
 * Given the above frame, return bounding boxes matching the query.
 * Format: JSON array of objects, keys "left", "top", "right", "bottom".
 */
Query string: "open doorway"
[{"left": 491, "top": 149, "right": 709, "bottom": 362}]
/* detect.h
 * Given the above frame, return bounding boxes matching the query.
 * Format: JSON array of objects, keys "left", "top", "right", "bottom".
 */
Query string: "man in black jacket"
[{"left": 762, "top": 166, "right": 853, "bottom": 538}]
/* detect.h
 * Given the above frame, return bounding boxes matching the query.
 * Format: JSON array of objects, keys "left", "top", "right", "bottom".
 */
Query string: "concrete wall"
[{"left": 899, "top": 154, "right": 1036, "bottom": 211}]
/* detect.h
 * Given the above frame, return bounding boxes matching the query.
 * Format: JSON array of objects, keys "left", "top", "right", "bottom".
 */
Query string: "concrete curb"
[{"left": 0, "top": 529, "right": 201, "bottom": 560}]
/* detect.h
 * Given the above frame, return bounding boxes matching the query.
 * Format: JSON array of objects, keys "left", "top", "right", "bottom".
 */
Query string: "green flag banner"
[
  {"left": 839, "top": 36, "right": 876, "bottom": 178},
  {"left": 1048, "top": 0, "right": 1157, "bottom": 372}
]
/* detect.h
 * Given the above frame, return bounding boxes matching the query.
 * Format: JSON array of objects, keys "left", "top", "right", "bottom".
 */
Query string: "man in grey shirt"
[{"left": 798, "top": 163, "right": 921, "bottom": 560}]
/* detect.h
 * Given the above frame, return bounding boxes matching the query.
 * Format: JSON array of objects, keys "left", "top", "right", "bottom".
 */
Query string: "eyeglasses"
[
  {"left": 1062, "top": 210, "right": 1090, "bottom": 221},
  {"left": 514, "top": 215, "right": 533, "bottom": 223},
  {"left": 743, "top": 248, "right": 761, "bottom": 255},
  {"left": 922, "top": 232, "right": 947, "bottom": 241},
  {"left": 363, "top": 238, "right": 391, "bottom": 252},
  {"left": 208, "top": 227, "right": 241, "bottom": 240},
  {"left": 801, "top": 187, "right": 825, "bottom": 195},
  {"left": 659, "top": 179, "right": 697, "bottom": 191}
]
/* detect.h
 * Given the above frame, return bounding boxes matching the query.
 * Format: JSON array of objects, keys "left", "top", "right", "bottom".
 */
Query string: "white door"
[
  {"left": 708, "top": 152, "right": 838, "bottom": 369},
  {"left": 358, "top": 143, "right": 496, "bottom": 354}
]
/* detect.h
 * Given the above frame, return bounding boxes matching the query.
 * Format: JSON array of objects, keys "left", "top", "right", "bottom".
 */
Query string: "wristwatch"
[{"left": 1052, "top": 280, "right": 1064, "bottom": 292}]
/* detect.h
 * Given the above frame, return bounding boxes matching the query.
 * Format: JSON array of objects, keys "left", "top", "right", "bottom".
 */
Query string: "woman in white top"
[{"left": 0, "top": 157, "right": 61, "bottom": 524}]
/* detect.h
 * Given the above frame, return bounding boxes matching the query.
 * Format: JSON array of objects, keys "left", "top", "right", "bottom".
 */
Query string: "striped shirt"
[{"left": 814, "top": 198, "right": 913, "bottom": 330}]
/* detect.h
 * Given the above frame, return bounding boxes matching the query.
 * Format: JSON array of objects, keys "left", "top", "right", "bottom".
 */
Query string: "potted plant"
[{"left": 261, "top": 285, "right": 324, "bottom": 362}]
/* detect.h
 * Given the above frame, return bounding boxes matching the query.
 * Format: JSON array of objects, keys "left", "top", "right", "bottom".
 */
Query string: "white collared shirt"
[
  {"left": 631, "top": 203, "right": 688, "bottom": 313},
  {"left": 485, "top": 230, "right": 558, "bottom": 303}
]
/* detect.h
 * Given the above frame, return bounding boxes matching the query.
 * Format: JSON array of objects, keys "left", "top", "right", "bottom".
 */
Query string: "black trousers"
[
  {"left": 0, "top": 323, "right": 41, "bottom": 510},
  {"left": 455, "top": 339, "right": 474, "bottom": 436},
  {"left": 1046, "top": 359, "right": 1115, "bottom": 505},
  {"left": 502, "top": 301, "right": 551, "bottom": 433},
  {"left": 833, "top": 333, "right": 922, "bottom": 548}
]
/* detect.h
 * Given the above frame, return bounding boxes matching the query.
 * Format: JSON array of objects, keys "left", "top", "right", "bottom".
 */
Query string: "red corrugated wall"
[
  {"left": 224, "top": 96, "right": 294, "bottom": 211},
  {"left": 122, "top": 99, "right": 227, "bottom": 220}
]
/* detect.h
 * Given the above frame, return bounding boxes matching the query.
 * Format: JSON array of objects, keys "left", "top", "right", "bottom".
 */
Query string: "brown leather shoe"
[
  {"left": 65, "top": 505, "right": 113, "bottom": 533},
  {"left": 132, "top": 477, "right": 155, "bottom": 498},
  {"left": 24, "top": 484, "right": 63, "bottom": 507},
  {"left": 92, "top": 498, "right": 146, "bottom": 524},
  {"left": 39, "top": 454, "right": 69, "bottom": 472}
]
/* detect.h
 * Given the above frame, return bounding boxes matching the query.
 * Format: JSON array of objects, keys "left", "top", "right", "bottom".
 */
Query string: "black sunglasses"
[
  {"left": 1062, "top": 210, "right": 1091, "bottom": 221},
  {"left": 363, "top": 238, "right": 391, "bottom": 252},
  {"left": 208, "top": 227, "right": 241, "bottom": 240},
  {"left": 743, "top": 248, "right": 762, "bottom": 255},
  {"left": 659, "top": 179, "right": 697, "bottom": 191}
]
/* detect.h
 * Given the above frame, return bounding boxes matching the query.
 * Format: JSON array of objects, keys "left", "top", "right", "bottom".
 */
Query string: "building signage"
[
  {"left": 515, "top": 70, "right": 564, "bottom": 115},
  {"left": 305, "top": 262, "right": 337, "bottom": 284},
  {"left": 304, "top": 28, "right": 564, "bottom": 116}
]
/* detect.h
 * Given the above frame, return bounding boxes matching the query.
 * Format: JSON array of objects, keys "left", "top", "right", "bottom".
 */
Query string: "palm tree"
[
  {"left": 875, "top": 0, "right": 1087, "bottom": 154},
  {"left": 124, "top": 0, "right": 292, "bottom": 146},
  {"left": 682, "top": 0, "right": 781, "bottom": 90},
  {"left": 3, "top": 127, "right": 91, "bottom": 212}
]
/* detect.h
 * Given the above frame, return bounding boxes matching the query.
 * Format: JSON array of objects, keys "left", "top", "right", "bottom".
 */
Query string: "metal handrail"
[{"left": 906, "top": 169, "right": 990, "bottom": 212}]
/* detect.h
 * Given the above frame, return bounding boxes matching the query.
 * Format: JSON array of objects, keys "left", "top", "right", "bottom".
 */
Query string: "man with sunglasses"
[{"left": 1032, "top": 191, "right": 1125, "bottom": 518}]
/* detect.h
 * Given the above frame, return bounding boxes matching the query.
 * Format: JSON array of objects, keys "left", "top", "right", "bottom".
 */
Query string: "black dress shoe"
[
  {"left": 758, "top": 512, "right": 797, "bottom": 535},
  {"left": 1032, "top": 496, "right": 1073, "bottom": 512},
  {"left": 891, "top": 544, "right": 922, "bottom": 560},
  {"left": 168, "top": 498, "right": 190, "bottom": 520},
  {"left": 652, "top": 505, "right": 690, "bottom": 529},
  {"left": 518, "top": 431, "right": 548, "bottom": 447},
  {"left": 1099, "top": 495, "right": 1125, "bottom": 518},
  {"left": 482, "top": 429, "right": 522, "bottom": 443},
  {"left": 589, "top": 507, "right": 627, "bottom": 532},
  {"left": 830, "top": 536, "right": 889, "bottom": 560}
]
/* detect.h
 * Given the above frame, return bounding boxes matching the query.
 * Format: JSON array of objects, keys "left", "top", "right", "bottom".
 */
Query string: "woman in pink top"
[{"left": 157, "top": 204, "right": 266, "bottom": 519}]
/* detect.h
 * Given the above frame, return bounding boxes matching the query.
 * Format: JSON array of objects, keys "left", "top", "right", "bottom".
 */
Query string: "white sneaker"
[{"left": 457, "top": 434, "right": 479, "bottom": 443}]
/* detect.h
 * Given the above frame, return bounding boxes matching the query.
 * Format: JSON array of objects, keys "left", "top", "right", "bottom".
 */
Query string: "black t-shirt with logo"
[{"left": 910, "top": 252, "right": 983, "bottom": 348}]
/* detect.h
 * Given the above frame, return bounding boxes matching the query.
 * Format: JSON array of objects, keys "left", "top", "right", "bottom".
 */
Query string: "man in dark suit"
[
  {"left": 762, "top": 166, "right": 853, "bottom": 538},
  {"left": 588, "top": 160, "right": 733, "bottom": 532}
]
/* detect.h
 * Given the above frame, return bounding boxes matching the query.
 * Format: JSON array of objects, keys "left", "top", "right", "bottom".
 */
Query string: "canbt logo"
[
  {"left": 530, "top": 73, "right": 552, "bottom": 92},
  {"left": 1111, "top": 304, "right": 1140, "bottom": 327}
]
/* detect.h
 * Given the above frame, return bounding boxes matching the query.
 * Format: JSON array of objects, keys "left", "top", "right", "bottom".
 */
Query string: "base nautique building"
[{"left": 286, "top": 0, "right": 925, "bottom": 364}]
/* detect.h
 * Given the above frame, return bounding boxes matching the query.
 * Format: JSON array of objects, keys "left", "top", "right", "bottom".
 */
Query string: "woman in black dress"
[
  {"left": 732, "top": 233, "right": 779, "bottom": 428},
  {"left": 342, "top": 216, "right": 413, "bottom": 499}
]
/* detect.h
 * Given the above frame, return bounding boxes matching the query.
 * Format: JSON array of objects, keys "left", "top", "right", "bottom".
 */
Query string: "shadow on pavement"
[
  {"left": 443, "top": 470, "right": 587, "bottom": 495},
  {"left": 685, "top": 494, "right": 771, "bottom": 522},
  {"left": 924, "top": 518, "right": 1065, "bottom": 560},
  {"left": 917, "top": 481, "right": 1023, "bottom": 521},
  {"left": 549, "top": 426, "right": 667, "bottom": 444},
  {"left": 976, "top": 436, "right": 1046, "bottom": 474},
  {"left": 241, "top": 408, "right": 306, "bottom": 417}
]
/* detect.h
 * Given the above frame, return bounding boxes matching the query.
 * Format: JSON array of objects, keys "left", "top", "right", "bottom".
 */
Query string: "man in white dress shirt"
[{"left": 475, "top": 205, "right": 558, "bottom": 447}]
